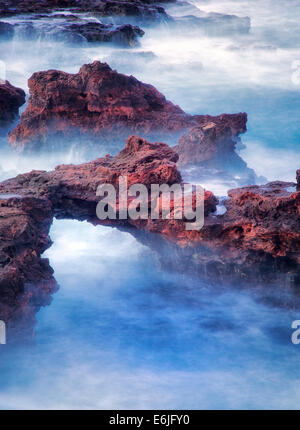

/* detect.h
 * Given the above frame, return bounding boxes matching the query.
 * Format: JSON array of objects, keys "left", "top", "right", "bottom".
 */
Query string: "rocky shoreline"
[
  {"left": 0, "top": 2, "right": 299, "bottom": 343},
  {"left": 0, "top": 0, "right": 173, "bottom": 19},
  {"left": 0, "top": 0, "right": 250, "bottom": 49},
  {"left": 0, "top": 135, "right": 299, "bottom": 337}
]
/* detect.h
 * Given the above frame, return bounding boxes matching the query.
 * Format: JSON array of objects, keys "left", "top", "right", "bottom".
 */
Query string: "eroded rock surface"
[
  {"left": 1, "top": 136, "right": 300, "bottom": 285},
  {"left": 0, "top": 136, "right": 300, "bottom": 338},
  {"left": 0, "top": 0, "right": 172, "bottom": 24},
  {"left": 175, "top": 113, "right": 247, "bottom": 167},
  {"left": 9, "top": 61, "right": 193, "bottom": 151},
  {"left": 8, "top": 61, "right": 253, "bottom": 186}
]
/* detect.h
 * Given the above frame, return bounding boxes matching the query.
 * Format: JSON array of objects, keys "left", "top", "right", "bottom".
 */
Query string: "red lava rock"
[
  {"left": 175, "top": 113, "right": 247, "bottom": 166},
  {"left": 1, "top": 135, "right": 300, "bottom": 291},
  {"left": 9, "top": 61, "right": 193, "bottom": 151},
  {"left": 67, "top": 22, "right": 145, "bottom": 46},
  {"left": 6, "top": 61, "right": 250, "bottom": 183},
  {"left": 2, "top": 135, "right": 186, "bottom": 204},
  {"left": 0, "top": 80, "right": 26, "bottom": 132},
  {"left": 1, "top": 135, "right": 300, "bottom": 338},
  {"left": 0, "top": 0, "right": 172, "bottom": 22}
]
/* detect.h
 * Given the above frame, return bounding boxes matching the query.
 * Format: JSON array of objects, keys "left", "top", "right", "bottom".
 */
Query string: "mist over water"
[
  {"left": 0, "top": 0, "right": 300, "bottom": 409},
  {"left": 1, "top": 0, "right": 300, "bottom": 183},
  {"left": 1, "top": 220, "right": 300, "bottom": 409}
]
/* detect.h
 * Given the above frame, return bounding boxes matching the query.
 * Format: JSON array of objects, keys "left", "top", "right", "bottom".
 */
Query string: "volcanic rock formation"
[
  {"left": 0, "top": 0, "right": 251, "bottom": 44},
  {"left": 8, "top": 61, "right": 248, "bottom": 174},
  {"left": 175, "top": 113, "right": 247, "bottom": 167},
  {"left": 8, "top": 61, "right": 193, "bottom": 151},
  {"left": 0, "top": 195, "right": 57, "bottom": 341},
  {"left": 0, "top": 18, "right": 145, "bottom": 47},
  {"left": 1, "top": 135, "right": 300, "bottom": 338},
  {"left": 8, "top": 60, "right": 253, "bottom": 185},
  {"left": 0, "top": 21, "right": 14, "bottom": 40},
  {"left": 1, "top": 136, "right": 300, "bottom": 290}
]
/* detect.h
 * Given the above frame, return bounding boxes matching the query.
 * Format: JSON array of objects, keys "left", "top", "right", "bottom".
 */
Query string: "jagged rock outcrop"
[
  {"left": 8, "top": 61, "right": 252, "bottom": 185},
  {"left": 1, "top": 136, "right": 300, "bottom": 282},
  {"left": 188, "top": 180, "right": 300, "bottom": 283},
  {"left": 9, "top": 61, "right": 193, "bottom": 151},
  {"left": 0, "top": 195, "right": 57, "bottom": 340},
  {"left": 1, "top": 136, "right": 300, "bottom": 338},
  {"left": 0, "top": 19, "right": 145, "bottom": 47},
  {"left": 171, "top": 13, "right": 250, "bottom": 36},
  {"left": 0, "top": 80, "right": 26, "bottom": 133},
  {"left": 175, "top": 113, "right": 247, "bottom": 167},
  {"left": 8, "top": 60, "right": 248, "bottom": 169},
  {"left": 173, "top": 112, "right": 258, "bottom": 185},
  {"left": 6, "top": 60, "right": 261, "bottom": 192},
  {"left": 0, "top": 21, "right": 14, "bottom": 40}
]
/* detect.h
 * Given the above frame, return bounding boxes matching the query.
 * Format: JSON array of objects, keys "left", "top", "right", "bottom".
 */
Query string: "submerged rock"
[
  {"left": 0, "top": 21, "right": 14, "bottom": 40},
  {"left": 165, "top": 1, "right": 250, "bottom": 36},
  {"left": 91, "top": 0, "right": 172, "bottom": 25},
  {"left": 171, "top": 13, "right": 251, "bottom": 36},
  {"left": 1, "top": 135, "right": 300, "bottom": 294}
]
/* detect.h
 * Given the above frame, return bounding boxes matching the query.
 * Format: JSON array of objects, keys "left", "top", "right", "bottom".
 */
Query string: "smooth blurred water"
[
  {"left": 0, "top": 219, "right": 300, "bottom": 409},
  {"left": 0, "top": 0, "right": 300, "bottom": 409}
]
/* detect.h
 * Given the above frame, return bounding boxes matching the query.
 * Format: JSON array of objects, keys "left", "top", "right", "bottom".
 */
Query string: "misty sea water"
[
  {"left": 0, "top": 219, "right": 300, "bottom": 409},
  {"left": 0, "top": 0, "right": 300, "bottom": 409}
]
